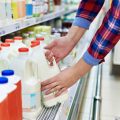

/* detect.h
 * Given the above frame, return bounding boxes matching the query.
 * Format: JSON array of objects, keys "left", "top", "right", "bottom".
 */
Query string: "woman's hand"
[
  {"left": 41, "top": 66, "right": 80, "bottom": 97},
  {"left": 45, "top": 36, "right": 75, "bottom": 64},
  {"left": 41, "top": 58, "right": 92, "bottom": 96}
]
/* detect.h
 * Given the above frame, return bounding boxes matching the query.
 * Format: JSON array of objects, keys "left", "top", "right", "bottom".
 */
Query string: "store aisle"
[
  {"left": 101, "top": 54, "right": 120, "bottom": 119},
  {"left": 78, "top": 53, "right": 120, "bottom": 120}
]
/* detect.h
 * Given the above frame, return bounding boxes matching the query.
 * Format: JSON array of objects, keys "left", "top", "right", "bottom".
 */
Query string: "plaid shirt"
[{"left": 73, "top": 0, "right": 120, "bottom": 65}]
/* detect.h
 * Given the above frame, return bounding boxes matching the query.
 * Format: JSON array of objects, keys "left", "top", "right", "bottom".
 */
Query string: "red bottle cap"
[
  {"left": 31, "top": 40, "right": 40, "bottom": 44},
  {"left": 36, "top": 37, "right": 44, "bottom": 41},
  {"left": 18, "top": 48, "right": 29, "bottom": 52},
  {"left": 5, "top": 39, "right": 14, "bottom": 43},
  {"left": 1, "top": 43, "right": 10, "bottom": 47},
  {"left": 14, "top": 36, "right": 23, "bottom": 40},
  {"left": 31, "top": 42, "right": 40, "bottom": 48}
]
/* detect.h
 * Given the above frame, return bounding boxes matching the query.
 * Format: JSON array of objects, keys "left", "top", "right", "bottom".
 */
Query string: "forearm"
[
  {"left": 72, "top": 58, "right": 92, "bottom": 81},
  {"left": 66, "top": 25, "right": 86, "bottom": 47}
]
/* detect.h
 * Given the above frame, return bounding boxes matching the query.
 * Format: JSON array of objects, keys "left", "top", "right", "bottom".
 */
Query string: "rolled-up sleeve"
[
  {"left": 83, "top": 0, "right": 120, "bottom": 66},
  {"left": 73, "top": 0, "right": 105, "bottom": 29}
]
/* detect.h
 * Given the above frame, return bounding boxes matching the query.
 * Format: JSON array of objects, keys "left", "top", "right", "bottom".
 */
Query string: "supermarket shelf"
[{"left": 0, "top": 8, "right": 77, "bottom": 37}]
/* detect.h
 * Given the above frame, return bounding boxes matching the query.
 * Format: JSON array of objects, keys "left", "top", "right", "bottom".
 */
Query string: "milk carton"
[
  {"left": 2, "top": 70, "right": 22, "bottom": 120},
  {"left": 0, "top": 77, "right": 18, "bottom": 120},
  {"left": 0, "top": 93, "right": 9, "bottom": 120}
]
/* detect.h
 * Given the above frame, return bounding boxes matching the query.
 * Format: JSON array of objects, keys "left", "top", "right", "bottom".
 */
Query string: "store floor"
[{"left": 78, "top": 54, "right": 120, "bottom": 120}]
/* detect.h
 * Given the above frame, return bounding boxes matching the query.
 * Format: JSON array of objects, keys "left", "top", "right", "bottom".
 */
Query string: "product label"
[{"left": 22, "top": 92, "right": 41, "bottom": 112}]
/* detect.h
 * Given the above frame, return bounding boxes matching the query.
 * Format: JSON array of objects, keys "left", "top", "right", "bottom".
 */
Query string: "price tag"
[
  {"left": 0, "top": 28, "right": 6, "bottom": 36},
  {"left": 14, "top": 23, "right": 21, "bottom": 30},
  {"left": 36, "top": 17, "right": 42, "bottom": 23}
]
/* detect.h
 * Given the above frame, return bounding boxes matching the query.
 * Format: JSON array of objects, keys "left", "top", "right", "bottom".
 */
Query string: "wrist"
[{"left": 73, "top": 58, "right": 92, "bottom": 78}]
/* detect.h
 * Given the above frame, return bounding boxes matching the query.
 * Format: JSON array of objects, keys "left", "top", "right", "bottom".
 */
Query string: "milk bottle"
[
  {"left": 2, "top": 70, "right": 22, "bottom": 120},
  {"left": 31, "top": 42, "right": 68, "bottom": 107},
  {"left": 0, "top": 77, "right": 18, "bottom": 120},
  {"left": 0, "top": 0, "right": 6, "bottom": 26},
  {"left": 0, "top": 43, "right": 11, "bottom": 71},
  {"left": 0, "top": 93, "right": 9, "bottom": 120},
  {"left": 9, "top": 48, "right": 41, "bottom": 119},
  {"left": 14, "top": 36, "right": 27, "bottom": 54}
]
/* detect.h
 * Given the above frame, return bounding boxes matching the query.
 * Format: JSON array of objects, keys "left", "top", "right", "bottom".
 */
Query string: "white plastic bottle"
[
  {"left": 5, "top": 0, "right": 13, "bottom": 23},
  {"left": 0, "top": 77, "right": 18, "bottom": 120},
  {"left": 1, "top": 70, "right": 22, "bottom": 120},
  {"left": 0, "top": 0, "right": 6, "bottom": 26},
  {"left": 31, "top": 42, "right": 68, "bottom": 107},
  {"left": 9, "top": 48, "right": 41, "bottom": 119},
  {"left": 0, "top": 93, "right": 9, "bottom": 120},
  {"left": 0, "top": 43, "right": 11, "bottom": 72},
  {"left": 13, "top": 36, "right": 27, "bottom": 54}
]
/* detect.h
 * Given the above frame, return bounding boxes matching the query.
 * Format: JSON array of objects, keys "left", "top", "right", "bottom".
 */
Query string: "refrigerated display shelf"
[
  {"left": 0, "top": 7, "right": 76, "bottom": 37},
  {"left": 32, "top": 74, "right": 88, "bottom": 120}
]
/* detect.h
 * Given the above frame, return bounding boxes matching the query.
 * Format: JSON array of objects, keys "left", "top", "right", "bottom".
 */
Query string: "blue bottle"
[{"left": 26, "top": 0, "right": 33, "bottom": 18}]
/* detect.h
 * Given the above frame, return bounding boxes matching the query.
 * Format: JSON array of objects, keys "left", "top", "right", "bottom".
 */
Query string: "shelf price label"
[
  {"left": 0, "top": 28, "right": 6, "bottom": 36},
  {"left": 36, "top": 17, "right": 42, "bottom": 23},
  {"left": 14, "top": 23, "right": 21, "bottom": 30},
  {"left": 24, "top": 18, "right": 36, "bottom": 28}
]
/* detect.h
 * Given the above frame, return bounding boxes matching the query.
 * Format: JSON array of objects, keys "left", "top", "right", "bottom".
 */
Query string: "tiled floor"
[{"left": 101, "top": 54, "right": 120, "bottom": 119}]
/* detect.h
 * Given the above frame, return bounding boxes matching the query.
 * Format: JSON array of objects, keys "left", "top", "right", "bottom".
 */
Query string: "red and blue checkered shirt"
[{"left": 73, "top": 0, "right": 120, "bottom": 65}]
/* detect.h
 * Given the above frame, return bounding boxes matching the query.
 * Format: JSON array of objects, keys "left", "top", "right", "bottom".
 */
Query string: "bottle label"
[{"left": 22, "top": 92, "right": 41, "bottom": 112}]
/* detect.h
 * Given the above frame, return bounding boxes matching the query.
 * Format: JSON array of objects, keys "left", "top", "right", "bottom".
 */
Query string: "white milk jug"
[
  {"left": 9, "top": 47, "right": 41, "bottom": 119},
  {"left": 31, "top": 42, "right": 68, "bottom": 107}
]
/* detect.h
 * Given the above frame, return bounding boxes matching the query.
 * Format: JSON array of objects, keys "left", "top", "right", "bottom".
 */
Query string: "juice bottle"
[
  {"left": 32, "top": 0, "right": 40, "bottom": 17},
  {"left": 26, "top": 0, "right": 33, "bottom": 18},
  {"left": 18, "top": 0, "right": 26, "bottom": 18},
  {"left": 0, "top": 0, "right": 6, "bottom": 25},
  {"left": 5, "top": 0, "right": 12, "bottom": 23},
  {"left": 11, "top": 0, "right": 19, "bottom": 19}
]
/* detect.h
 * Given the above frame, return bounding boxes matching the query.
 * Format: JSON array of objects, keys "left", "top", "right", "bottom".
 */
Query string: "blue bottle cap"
[
  {"left": 0, "top": 77, "right": 8, "bottom": 84},
  {"left": 2, "top": 70, "right": 14, "bottom": 76}
]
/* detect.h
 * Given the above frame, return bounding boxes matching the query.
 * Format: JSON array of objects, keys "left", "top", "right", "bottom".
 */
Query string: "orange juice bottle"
[
  {"left": 18, "top": 0, "right": 26, "bottom": 18},
  {"left": 11, "top": 0, "right": 19, "bottom": 19}
]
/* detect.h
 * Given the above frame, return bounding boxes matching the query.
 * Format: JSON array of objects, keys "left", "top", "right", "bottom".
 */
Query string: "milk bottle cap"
[
  {"left": 36, "top": 37, "right": 44, "bottom": 41},
  {"left": 18, "top": 48, "right": 29, "bottom": 52},
  {"left": 5, "top": 39, "right": 14, "bottom": 43},
  {"left": 31, "top": 40, "right": 40, "bottom": 44},
  {"left": 31, "top": 42, "right": 40, "bottom": 48},
  {"left": 14, "top": 36, "right": 23, "bottom": 41},
  {"left": 1, "top": 43, "right": 10, "bottom": 47},
  {"left": 0, "top": 77, "right": 8, "bottom": 84},
  {"left": 2, "top": 70, "right": 14, "bottom": 76}
]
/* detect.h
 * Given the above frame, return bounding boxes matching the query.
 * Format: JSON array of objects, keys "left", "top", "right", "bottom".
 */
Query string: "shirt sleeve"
[
  {"left": 73, "top": 0, "right": 105, "bottom": 29},
  {"left": 83, "top": 0, "right": 120, "bottom": 66}
]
